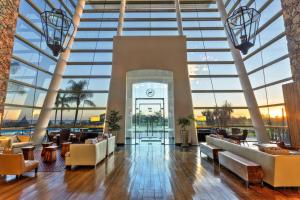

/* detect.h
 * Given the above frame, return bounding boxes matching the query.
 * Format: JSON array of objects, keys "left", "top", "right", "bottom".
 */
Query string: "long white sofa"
[
  {"left": 65, "top": 139, "right": 107, "bottom": 168},
  {"left": 206, "top": 136, "right": 300, "bottom": 187}
]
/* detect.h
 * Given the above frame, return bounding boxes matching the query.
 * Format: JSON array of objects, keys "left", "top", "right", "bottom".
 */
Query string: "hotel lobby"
[{"left": 1, "top": 0, "right": 300, "bottom": 199}]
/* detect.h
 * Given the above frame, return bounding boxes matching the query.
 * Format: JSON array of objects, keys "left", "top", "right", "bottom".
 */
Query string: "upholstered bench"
[
  {"left": 200, "top": 142, "right": 222, "bottom": 162},
  {"left": 218, "top": 151, "right": 263, "bottom": 187}
]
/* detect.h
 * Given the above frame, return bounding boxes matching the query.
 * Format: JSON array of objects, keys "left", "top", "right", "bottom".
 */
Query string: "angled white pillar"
[
  {"left": 175, "top": 0, "right": 184, "bottom": 35},
  {"left": 117, "top": 0, "right": 126, "bottom": 36},
  {"left": 216, "top": 0, "right": 270, "bottom": 143},
  {"left": 32, "top": 0, "right": 86, "bottom": 144}
]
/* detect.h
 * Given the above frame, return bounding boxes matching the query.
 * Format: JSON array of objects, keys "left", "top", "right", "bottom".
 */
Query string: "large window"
[
  {"left": 225, "top": 0, "right": 291, "bottom": 127},
  {"left": 2, "top": 0, "right": 76, "bottom": 131},
  {"left": 2, "top": 0, "right": 291, "bottom": 132}
]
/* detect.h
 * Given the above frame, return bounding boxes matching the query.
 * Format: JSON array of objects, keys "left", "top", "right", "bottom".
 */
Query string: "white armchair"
[{"left": 107, "top": 136, "right": 116, "bottom": 156}]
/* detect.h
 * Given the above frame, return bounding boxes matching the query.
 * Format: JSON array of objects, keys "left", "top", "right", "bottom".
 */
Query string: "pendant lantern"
[
  {"left": 225, "top": 6, "right": 261, "bottom": 55},
  {"left": 40, "top": 9, "right": 74, "bottom": 56}
]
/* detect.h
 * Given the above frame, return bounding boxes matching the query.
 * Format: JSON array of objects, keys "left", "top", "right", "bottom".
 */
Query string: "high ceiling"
[
  {"left": 87, "top": 0, "right": 215, "bottom": 9},
  {"left": 86, "top": 0, "right": 215, "bottom": 3}
]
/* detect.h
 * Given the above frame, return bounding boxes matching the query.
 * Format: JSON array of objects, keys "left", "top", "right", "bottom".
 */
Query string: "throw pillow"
[
  {"left": 85, "top": 138, "right": 97, "bottom": 144},
  {"left": 0, "top": 138, "right": 12, "bottom": 148},
  {"left": 264, "top": 148, "right": 290, "bottom": 155},
  {"left": 17, "top": 135, "right": 31, "bottom": 142},
  {"left": 10, "top": 135, "right": 19, "bottom": 143}
]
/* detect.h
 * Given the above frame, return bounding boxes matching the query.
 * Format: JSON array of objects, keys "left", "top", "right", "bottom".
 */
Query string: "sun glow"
[{"left": 269, "top": 109, "right": 285, "bottom": 118}]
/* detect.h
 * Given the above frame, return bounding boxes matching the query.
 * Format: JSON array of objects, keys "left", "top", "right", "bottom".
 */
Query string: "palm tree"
[
  {"left": 59, "top": 93, "right": 71, "bottom": 126},
  {"left": 54, "top": 93, "right": 72, "bottom": 126},
  {"left": 67, "top": 80, "right": 96, "bottom": 126},
  {"left": 218, "top": 101, "right": 233, "bottom": 127}
]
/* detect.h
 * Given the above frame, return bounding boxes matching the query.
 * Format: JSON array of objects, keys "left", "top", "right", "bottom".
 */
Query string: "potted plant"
[
  {"left": 106, "top": 110, "right": 123, "bottom": 137},
  {"left": 178, "top": 116, "right": 192, "bottom": 147}
]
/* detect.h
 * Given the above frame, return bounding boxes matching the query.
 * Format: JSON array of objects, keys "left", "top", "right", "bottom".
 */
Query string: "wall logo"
[{"left": 146, "top": 88, "right": 155, "bottom": 97}]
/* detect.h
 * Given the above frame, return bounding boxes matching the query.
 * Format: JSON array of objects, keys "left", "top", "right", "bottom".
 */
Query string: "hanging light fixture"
[
  {"left": 225, "top": 6, "right": 261, "bottom": 55},
  {"left": 40, "top": 9, "right": 74, "bottom": 56}
]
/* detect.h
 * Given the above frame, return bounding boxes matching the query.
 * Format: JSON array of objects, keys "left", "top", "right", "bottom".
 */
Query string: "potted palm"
[
  {"left": 106, "top": 110, "right": 123, "bottom": 137},
  {"left": 178, "top": 116, "right": 192, "bottom": 147}
]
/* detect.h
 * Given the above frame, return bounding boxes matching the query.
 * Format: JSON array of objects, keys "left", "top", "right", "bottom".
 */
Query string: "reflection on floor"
[
  {"left": 33, "top": 148, "right": 66, "bottom": 172},
  {"left": 0, "top": 144, "right": 300, "bottom": 200},
  {"left": 126, "top": 137, "right": 175, "bottom": 145}
]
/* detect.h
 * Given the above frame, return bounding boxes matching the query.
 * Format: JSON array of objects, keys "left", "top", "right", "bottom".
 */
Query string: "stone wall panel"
[
  {"left": 281, "top": 0, "right": 300, "bottom": 81},
  {"left": 0, "top": 0, "right": 20, "bottom": 129}
]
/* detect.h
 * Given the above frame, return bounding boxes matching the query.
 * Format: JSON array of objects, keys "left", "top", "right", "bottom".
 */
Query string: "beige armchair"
[{"left": 0, "top": 154, "right": 39, "bottom": 179}]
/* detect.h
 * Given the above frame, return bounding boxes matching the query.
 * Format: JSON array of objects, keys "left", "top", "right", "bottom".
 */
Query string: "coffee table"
[
  {"left": 43, "top": 146, "right": 58, "bottom": 162},
  {"left": 21, "top": 146, "right": 35, "bottom": 160}
]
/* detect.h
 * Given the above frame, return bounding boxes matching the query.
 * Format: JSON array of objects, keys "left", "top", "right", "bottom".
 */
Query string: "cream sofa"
[
  {"left": 65, "top": 139, "right": 107, "bottom": 168},
  {"left": 206, "top": 136, "right": 300, "bottom": 187},
  {"left": 107, "top": 136, "right": 116, "bottom": 156},
  {"left": 0, "top": 135, "right": 33, "bottom": 153}
]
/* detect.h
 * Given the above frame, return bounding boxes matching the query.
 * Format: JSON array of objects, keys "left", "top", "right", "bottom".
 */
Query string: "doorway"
[
  {"left": 125, "top": 70, "right": 175, "bottom": 145},
  {"left": 134, "top": 98, "right": 166, "bottom": 144}
]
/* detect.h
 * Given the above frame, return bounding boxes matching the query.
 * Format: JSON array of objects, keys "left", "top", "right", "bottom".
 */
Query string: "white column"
[
  {"left": 32, "top": 0, "right": 86, "bottom": 144},
  {"left": 117, "top": 0, "right": 126, "bottom": 36},
  {"left": 216, "top": 0, "right": 270, "bottom": 143},
  {"left": 175, "top": 0, "right": 184, "bottom": 36}
]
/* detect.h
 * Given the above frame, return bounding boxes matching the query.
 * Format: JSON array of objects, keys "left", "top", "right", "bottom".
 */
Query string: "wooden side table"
[
  {"left": 21, "top": 146, "right": 35, "bottom": 160},
  {"left": 61, "top": 142, "right": 71, "bottom": 157},
  {"left": 41, "top": 142, "right": 53, "bottom": 157},
  {"left": 43, "top": 146, "right": 58, "bottom": 162}
]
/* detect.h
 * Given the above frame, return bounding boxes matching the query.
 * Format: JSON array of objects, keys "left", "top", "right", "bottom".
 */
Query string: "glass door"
[
  {"left": 134, "top": 99, "right": 166, "bottom": 144},
  {"left": 125, "top": 76, "right": 175, "bottom": 145}
]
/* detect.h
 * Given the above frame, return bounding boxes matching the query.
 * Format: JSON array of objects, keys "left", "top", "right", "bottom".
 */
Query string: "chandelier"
[
  {"left": 40, "top": 9, "right": 74, "bottom": 56},
  {"left": 225, "top": 6, "right": 261, "bottom": 55}
]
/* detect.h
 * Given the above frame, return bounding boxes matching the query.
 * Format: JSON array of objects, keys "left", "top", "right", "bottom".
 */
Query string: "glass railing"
[
  {"left": 196, "top": 125, "right": 290, "bottom": 144},
  {"left": 1, "top": 125, "right": 290, "bottom": 145}
]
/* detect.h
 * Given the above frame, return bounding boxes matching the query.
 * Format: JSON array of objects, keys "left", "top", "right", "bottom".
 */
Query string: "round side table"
[
  {"left": 61, "top": 142, "right": 72, "bottom": 157},
  {"left": 41, "top": 142, "right": 53, "bottom": 157},
  {"left": 21, "top": 146, "right": 35, "bottom": 160},
  {"left": 43, "top": 146, "right": 58, "bottom": 162}
]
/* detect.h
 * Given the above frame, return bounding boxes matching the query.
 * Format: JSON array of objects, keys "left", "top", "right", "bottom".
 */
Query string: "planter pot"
[
  {"left": 181, "top": 130, "right": 189, "bottom": 147},
  {"left": 110, "top": 131, "right": 118, "bottom": 137},
  {"left": 110, "top": 131, "right": 119, "bottom": 144}
]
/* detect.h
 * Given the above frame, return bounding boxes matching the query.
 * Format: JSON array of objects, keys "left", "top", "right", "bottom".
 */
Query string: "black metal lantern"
[
  {"left": 225, "top": 6, "right": 261, "bottom": 55},
  {"left": 40, "top": 9, "right": 74, "bottom": 56}
]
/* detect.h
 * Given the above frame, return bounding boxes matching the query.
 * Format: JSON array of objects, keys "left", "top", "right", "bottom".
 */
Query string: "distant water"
[{"left": 0, "top": 128, "right": 60, "bottom": 135}]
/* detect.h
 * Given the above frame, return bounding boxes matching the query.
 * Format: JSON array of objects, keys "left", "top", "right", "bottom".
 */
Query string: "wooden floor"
[{"left": 1, "top": 144, "right": 300, "bottom": 200}]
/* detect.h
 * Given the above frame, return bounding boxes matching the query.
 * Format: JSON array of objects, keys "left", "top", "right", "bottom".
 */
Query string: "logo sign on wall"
[{"left": 146, "top": 88, "right": 155, "bottom": 97}]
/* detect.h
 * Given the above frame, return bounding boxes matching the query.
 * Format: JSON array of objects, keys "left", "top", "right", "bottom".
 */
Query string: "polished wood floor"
[{"left": 1, "top": 144, "right": 300, "bottom": 200}]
